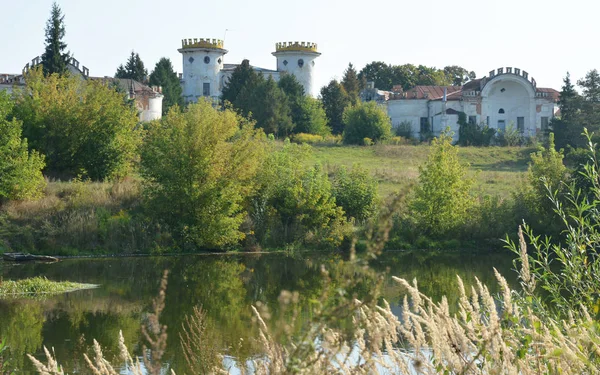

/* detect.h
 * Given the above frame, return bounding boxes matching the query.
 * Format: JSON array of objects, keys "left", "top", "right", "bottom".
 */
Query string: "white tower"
[
  {"left": 178, "top": 38, "right": 227, "bottom": 103},
  {"left": 272, "top": 42, "right": 321, "bottom": 97}
]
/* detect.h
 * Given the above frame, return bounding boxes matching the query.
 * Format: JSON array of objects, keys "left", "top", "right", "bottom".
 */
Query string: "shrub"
[
  {"left": 332, "top": 165, "right": 378, "bottom": 222},
  {"left": 292, "top": 133, "right": 323, "bottom": 144},
  {"left": 395, "top": 120, "right": 413, "bottom": 139},
  {"left": 140, "top": 100, "right": 266, "bottom": 250},
  {"left": 293, "top": 97, "right": 331, "bottom": 136},
  {"left": 457, "top": 112, "right": 496, "bottom": 146},
  {"left": 12, "top": 68, "right": 141, "bottom": 180},
  {"left": 410, "top": 129, "right": 474, "bottom": 236},
  {"left": 250, "top": 141, "right": 350, "bottom": 248},
  {"left": 495, "top": 123, "right": 522, "bottom": 146},
  {"left": 0, "top": 91, "right": 45, "bottom": 202},
  {"left": 342, "top": 101, "right": 391, "bottom": 145}
]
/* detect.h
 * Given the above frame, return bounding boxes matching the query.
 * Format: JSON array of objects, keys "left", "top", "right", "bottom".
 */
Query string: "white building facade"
[
  {"left": 363, "top": 67, "right": 559, "bottom": 141},
  {"left": 178, "top": 38, "right": 320, "bottom": 103}
]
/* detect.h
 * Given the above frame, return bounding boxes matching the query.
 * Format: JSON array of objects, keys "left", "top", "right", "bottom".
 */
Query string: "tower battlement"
[
  {"left": 275, "top": 41, "right": 318, "bottom": 53},
  {"left": 181, "top": 38, "right": 224, "bottom": 50}
]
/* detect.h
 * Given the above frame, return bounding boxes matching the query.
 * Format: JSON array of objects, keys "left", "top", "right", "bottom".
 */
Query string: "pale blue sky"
[{"left": 0, "top": 0, "right": 594, "bottom": 92}]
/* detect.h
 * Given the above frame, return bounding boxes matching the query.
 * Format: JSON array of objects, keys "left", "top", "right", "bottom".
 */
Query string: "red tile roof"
[{"left": 402, "top": 85, "right": 462, "bottom": 100}]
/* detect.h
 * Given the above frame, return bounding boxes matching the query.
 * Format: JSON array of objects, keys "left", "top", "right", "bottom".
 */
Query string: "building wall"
[
  {"left": 274, "top": 51, "right": 319, "bottom": 97},
  {"left": 180, "top": 49, "right": 226, "bottom": 103},
  {"left": 140, "top": 96, "right": 163, "bottom": 122}
]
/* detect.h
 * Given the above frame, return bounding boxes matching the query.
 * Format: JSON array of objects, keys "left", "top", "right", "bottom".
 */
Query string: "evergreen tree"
[
  {"left": 115, "top": 52, "right": 148, "bottom": 83},
  {"left": 41, "top": 2, "right": 70, "bottom": 76},
  {"left": 578, "top": 69, "right": 600, "bottom": 103},
  {"left": 320, "top": 80, "right": 350, "bottom": 135},
  {"left": 293, "top": 97, "right": 330, "bottom": 136},
  {"left": 341, "top": 63, "right": 361, "bottom": 105},
  {"left": 221, "top": 59, "right": 258, "bottom": 105},
  {"left": 149, "top": 57, "right": 183, "bottom": 114},
  {"left": 552, "top": 72, "right": 583, "bottom": 149},
  {"left": 243, "top": 77, "right": 293, "bottom": 136}
]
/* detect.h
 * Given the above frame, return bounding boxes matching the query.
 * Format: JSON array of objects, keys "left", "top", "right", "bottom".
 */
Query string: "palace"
[
  {"left": 178, "top": 38, "right": 321, "bottom": 102},
  {"left": 361, "top": 67, "right": 560, "bottom": 140}
]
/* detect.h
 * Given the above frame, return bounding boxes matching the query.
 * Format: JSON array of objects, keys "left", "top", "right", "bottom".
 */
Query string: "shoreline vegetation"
[{"left": 0, "top": 277, "right": 97, "bottom": 297}]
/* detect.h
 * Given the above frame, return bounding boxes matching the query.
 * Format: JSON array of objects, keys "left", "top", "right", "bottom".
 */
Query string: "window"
[
  {"left": 204, "top": 56, "right": 211, "bottom": 64},
  {"left": 188, "top": 57, "right": 195, "bottom": 64},
  {"left": 498, "top": 108, "right": 505, "bottom": 114},
  {"left": 283, "top": 60, "right": 288, "bottom": 66},
  {"left": 486, "top": 116, "right": 490, "bottom": 126},
  {"left": 541, "top": 117, "right": 549, "bottom": 131},
  {"left": 298, "top": 59, "right": 304, "bottom": 68},
  {"left": 498, "top": 120, "right": 506, "bottom": 132},
  {"left": 468, "top": 115, "right": 477, "bottom": 125},
  {"left": 517, "top": 117, "right": 525, "bottom": 133},
  {"left": 203, "top": 83, "right": 210, "bottom": 96},
  {"left": 420, "top": 117, "right": 430, "bottom": 134}
]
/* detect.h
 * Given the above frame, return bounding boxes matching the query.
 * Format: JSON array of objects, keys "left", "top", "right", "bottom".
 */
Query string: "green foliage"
[
  {"left": 237, "top": 76, "right": 294, "bottom": 137},
  {"left": 0, "top": 277, "right": 96, "bottom": 296},
  {"left": 508, "top": 130, "right": 600, "bottom": 315},
  {"left": 293, "top": 97, "right": 330, "bottom": 136},
  {"left": 495, "top": 123, "right": 523, "bottom": 146},
  {"left": 140, "top": 100, "right": 266, "bottom": 250},
  {"left": 41, "top": 2, "right": 69, "bottom": 76},
  {"left": 457, "top": 112, "right": 496, "bottom": 146},
  {"left": 342, "top": 101, "right": 392, "bottom": 145},
  {"left": 341, "top": 63, "right": 361, "bottom": 105},
  {"left": 221, "top": 59, "right": 257, "bottom": 105},
  {"left": 358, "top": 62, "right": 467, "bottom": 91},
  {"left": 331, "top": 165, "right": 378, "bottom": 222},
  {"left": 249, "top": 141, "right": 349, "bottom": 248},
  {"left": 149, "top": 57, "right": 183, "bottom": 114},
  {"left": 513, "top": 133, "right": 568, "bottom": 236},
  {"left": 115, "top": 51, "right": 148, "bottom": 83},
  {"left": 410, "top": 130, "right": 475, "bottom": 236},
  {"left": 319, "top": 80, "right": 350, "bottom": 135},
  {"left": 395, "top": 120, "right": 413, "bottom": 139},
  {"left": 12, "top": 69, "right": 141, "bottom": 180},
  {"left": 0, "top": 92, "right": 45, "bottom": 202}
]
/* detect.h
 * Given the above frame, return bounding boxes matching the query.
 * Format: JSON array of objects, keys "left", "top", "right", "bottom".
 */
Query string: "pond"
[{"left": 0, "top": 250, "right": 516, "bottom": 374}]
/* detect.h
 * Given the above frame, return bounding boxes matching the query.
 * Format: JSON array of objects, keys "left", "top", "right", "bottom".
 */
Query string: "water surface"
[{"left": 0, "top": 250, "right": 515, "bottom": 373}]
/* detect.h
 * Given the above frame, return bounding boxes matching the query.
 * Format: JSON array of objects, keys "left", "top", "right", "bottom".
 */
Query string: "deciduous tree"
[
  {"left": 342, "top": 101, "right": 391, "bottom": 145},
  {"left": 320, "top": 80, "right": 349, "bottom": 135},
  {"left": 140, "top": 100, "right": 266, "bottom": 249}
]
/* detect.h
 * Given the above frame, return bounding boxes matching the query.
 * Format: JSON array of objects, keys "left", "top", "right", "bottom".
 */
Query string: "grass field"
[{"left": 309, "top": 144, "right": 536, "bottom": 198}]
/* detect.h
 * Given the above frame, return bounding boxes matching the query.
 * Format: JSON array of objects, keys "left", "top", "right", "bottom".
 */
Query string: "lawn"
[{"left": 309, "top": 144, "right": 536, "bottom": 198}]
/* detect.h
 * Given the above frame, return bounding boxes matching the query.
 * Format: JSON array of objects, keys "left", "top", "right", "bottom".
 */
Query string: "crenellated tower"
[
  {"left": 272, "top": 41, "right": 321, "bottom": 97},
  {"left": 178, "top": 38, "right": 227, "bottom": 103}
]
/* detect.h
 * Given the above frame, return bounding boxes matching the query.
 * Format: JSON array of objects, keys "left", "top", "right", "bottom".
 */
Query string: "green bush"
[
  {"left": 457, "top": 112, "right": 496, "bottom": 146},
  {"left": 140, "top": 100, "right": 266, "bottom": 250},
  {"left": 410, "top": 130, "right": 474, "bottom": 236},
  {"left": 12, "top": 68, "right": 141, "bottom": 180},
  {"left": 342, "top": 101, "right": 391, "bottom": 145},
  {"left": 331, "top": 165, "right": 378, "bottom": 222},
  {"left": 0, "top": 92, "right": 45, "bottom": 202},
  {"left": 249, "top": 141, "right": 350, "bottom": 248}
]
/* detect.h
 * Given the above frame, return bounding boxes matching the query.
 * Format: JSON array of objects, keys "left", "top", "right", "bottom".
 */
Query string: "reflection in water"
[{"left": 0, "top": 250, "right": 515, "bottom": 373}]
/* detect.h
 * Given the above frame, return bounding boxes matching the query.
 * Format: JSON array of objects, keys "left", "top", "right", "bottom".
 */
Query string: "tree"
[
  {"left": 41, "top": 2, "right": 70, "bottom": 76},
  {"left": 320, "top": 80, "right": 350, "bottom": 135},
  {"left": 410, "top": 130, "right": 474, "bottom": 236},
  {"left": 578, "top": 69, "right": 600, "bottom": 103},
  {"left": 12, "top": 68, "right": 141, "bottom": 180},
  {"left": 140, "top": 100, "right": 266, "bottom": 249},
  {"left": 294, "top": 97, "right": 330, "bottom": 136},
  {"left": 341, "top": 63, "right": 361, "bottom": 105},
  {"left": 115, "top": 51, "right": 148, "bottom": 83},
  {"left": 149, "top": 57, "right": 183, "bottom": 114},
  {"left": 221, "top": 59, "right": 258, "bottom": 105},
  {"left": 443, "top": 66, "right": 476, "bottom": 86},
  {"left": 0, "top": 92, "right": 45, "bottom": 202},
  {"left": 342, "top": 101, "right": 392, "bottom": 145},
  {"left": 553, "top": 72, "right": 584, "bottom": 149},
  {"left": 237, "top": 76, "right": 293, "bottom": 136},
  {"left": 332, "top": 165, "right": 378, "bottom": 222}
]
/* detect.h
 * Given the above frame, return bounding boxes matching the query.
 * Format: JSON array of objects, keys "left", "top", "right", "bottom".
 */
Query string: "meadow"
[{"left": 310, "top": 144, "right": 535, "bottom": 197}]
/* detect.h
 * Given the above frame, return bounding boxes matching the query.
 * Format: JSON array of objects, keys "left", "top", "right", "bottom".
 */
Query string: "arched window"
[{"left": 498, "top": 108, "right": 505, "bottom": 114}]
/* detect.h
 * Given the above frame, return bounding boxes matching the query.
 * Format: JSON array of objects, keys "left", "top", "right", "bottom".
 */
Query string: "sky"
[{"left": 0, "top": 0, "right": 595, "bottom": 92}]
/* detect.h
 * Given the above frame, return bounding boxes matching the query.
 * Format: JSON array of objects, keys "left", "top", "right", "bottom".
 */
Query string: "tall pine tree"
[
  {"left": 221, "top": 59, "right": 258, "bottom": 105},
  {"left": 115, "top": 52, "right": 148, "bottom": 83},
  {"left": 41, "top": 2, "right": 70, "bottom": 76},
  {"left": 553, "top": 72, "right": 583, "bottom": 149},
  {"left": 149, "top": 57, "right": 183, "bottom": 114},
  {"left": 341, "top": 63, "right": 361, "bottom": 105}
]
